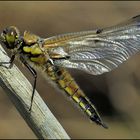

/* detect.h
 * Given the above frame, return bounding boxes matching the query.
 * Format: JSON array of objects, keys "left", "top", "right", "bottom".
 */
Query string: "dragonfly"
[{"left": 0, "top": 15, "right": 140, "bottom": 129}]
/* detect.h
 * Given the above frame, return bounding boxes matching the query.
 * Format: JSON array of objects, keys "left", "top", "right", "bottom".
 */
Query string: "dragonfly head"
[{"left": 0, "top": 26, "right": 20, "bottom": 49}]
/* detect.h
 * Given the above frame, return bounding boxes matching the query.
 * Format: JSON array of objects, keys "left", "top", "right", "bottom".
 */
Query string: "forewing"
[{"left": 45, "top": 15, "right": 140, "bottom": 75}]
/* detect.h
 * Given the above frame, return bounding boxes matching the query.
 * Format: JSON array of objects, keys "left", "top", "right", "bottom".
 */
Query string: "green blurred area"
[{"left": 0, "top": 1, "right": 140, "bottom": 139}]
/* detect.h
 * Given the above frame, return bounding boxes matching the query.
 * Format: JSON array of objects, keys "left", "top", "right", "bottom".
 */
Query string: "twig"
[{"left": 0, "top": 44, "right": 70, "bottom": 139}]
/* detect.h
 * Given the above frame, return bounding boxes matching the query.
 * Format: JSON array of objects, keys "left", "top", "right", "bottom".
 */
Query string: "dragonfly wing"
[{"left": 46, "top": 15, "right": 140, "bottom": 75}]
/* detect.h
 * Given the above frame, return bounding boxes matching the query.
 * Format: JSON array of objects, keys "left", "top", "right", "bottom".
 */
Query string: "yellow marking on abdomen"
[{"left": 45, "top": 65, "right": 104, "bottom": 127}]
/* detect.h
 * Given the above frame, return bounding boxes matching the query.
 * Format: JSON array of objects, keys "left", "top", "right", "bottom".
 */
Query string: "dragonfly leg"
[
  {"left": 0, "top": 54, "right": 15, "bottom": 68},
  {"left": 20, "top": 56, "right": 37, "bottom": 111}
]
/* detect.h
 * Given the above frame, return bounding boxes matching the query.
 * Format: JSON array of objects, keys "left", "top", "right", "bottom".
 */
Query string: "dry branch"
[{"left": 0, "top": 43, "right": 70, "bottom": 139}]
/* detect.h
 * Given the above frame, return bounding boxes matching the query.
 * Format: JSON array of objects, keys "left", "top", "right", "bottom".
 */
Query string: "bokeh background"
[{"left": 0, "top": 1, "right": 140, "bottom": 139}]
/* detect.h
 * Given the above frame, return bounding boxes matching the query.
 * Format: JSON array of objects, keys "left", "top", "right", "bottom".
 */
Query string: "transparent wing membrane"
[{"left": 46, "top": 15, "right": 140, "bottom": 75}]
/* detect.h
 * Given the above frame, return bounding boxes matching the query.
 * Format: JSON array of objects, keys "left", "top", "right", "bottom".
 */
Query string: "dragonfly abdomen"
[{"left": 46, "top": 64, "right": 107, "bottom": 128}]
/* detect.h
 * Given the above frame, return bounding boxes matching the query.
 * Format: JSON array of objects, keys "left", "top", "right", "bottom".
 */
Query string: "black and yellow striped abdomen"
[{"left": 45, "top": 64, "right": 107, "bottom": 128}]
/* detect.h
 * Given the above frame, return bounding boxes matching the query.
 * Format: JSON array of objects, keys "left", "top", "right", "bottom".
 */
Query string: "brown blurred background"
[{"left": 0, "top": 1, "right": 140, "bottom": 139}]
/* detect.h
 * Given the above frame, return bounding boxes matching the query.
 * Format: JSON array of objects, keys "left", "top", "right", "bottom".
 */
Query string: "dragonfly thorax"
[{"left": 22, "top": 32, "right": 51, "bottom": 65}]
